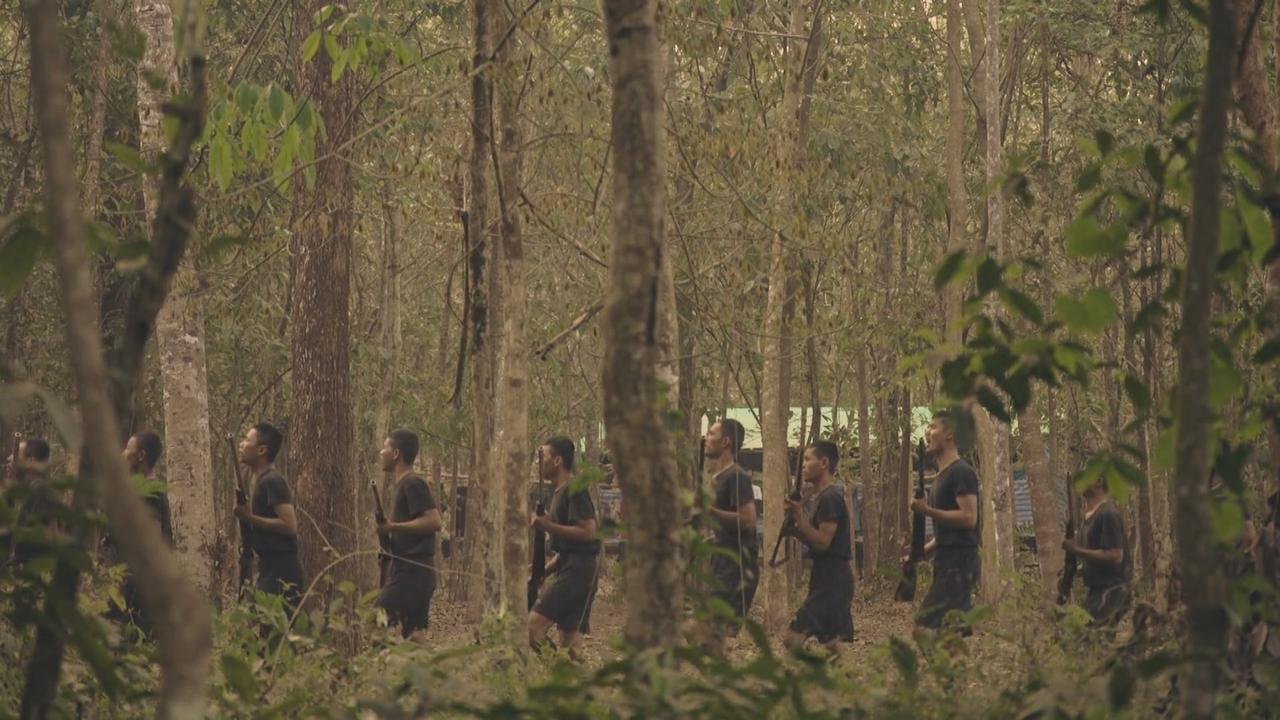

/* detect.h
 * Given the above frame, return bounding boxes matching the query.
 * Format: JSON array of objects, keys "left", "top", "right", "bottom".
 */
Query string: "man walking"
[
  {"left": 375, "top": 429, "right": 442, "bottom": 639},
  {"left": 784, "top": 440, "right": 854, "bottom": 655}
]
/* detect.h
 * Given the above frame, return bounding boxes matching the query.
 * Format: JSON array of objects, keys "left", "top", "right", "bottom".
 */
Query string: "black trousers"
[
  {"left": 791, "top": 557, "right": 854, "bottom": 643},
  {"left": 532, "top": 553, "right": 599, "bottom": 634},
  {"left": 1084, "top": 583, "right": 1129, "bottom": 628},
  {"left": 256, "top": 551, "right": 305, "bottom": 615},
  {"left": 917, "top": 546, "right": 980, "bottom": 630},
  {"left": 377, "top": 559, "right": 436, "bottom": 638},
  {"left": 709, "top": 543, "right": 759, "bottom": 623}
]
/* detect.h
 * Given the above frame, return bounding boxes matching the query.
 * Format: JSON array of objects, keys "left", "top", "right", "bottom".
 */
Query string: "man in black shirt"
[
  {"left": 910, "top": 411, "right": 981, "bottom": 630},
  {"left": 1062, "top": 478, "right": 1128, "bottom": 628},
  {"left": 234, "top": 423, "right": 304, "bottom": 613},
  {"left": 10, "top": 437, "right": 59, "bottom": 565},
  {"left": 375, "top": 429, "right": 442, "bottom": 639},
  {"left": 703, "top": 418, "right": 759, "bottom": 634},
  {"left": 784, "top": 441, "right": 854, "bottom": 655},
  {"left": 113, "top": 431, "right": 173, "bottom": 633},
  {"left": 529, "top": 437, "right": 600, "bottom": 657}
]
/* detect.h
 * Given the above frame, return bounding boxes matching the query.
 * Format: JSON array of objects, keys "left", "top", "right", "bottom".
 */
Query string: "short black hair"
[
  {"left": 252, "top": 422, "right": 284, "bottom": 462},
  {"left": 133, "top": 431, "right": 163, "bottom": 469},
  {"left": 808, "top": 440, "right": 839, "bottom": 471},
  {"left": 544, "top": 437, "right": 575, "bottom": 472},
  {"left": 931, "top": 407, "right": 974, "bottom": 453},
  {"left": 387, "top": 429, "right": 420, "bottom": 466},
  {"left": 21, "top": 437, "right": 50, "bottom": 462},
  {"left": 716, "top": 418, "right": 745, "bottom": 457}
]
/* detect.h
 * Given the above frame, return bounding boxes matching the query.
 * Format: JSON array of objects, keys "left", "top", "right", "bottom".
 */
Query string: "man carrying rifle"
[
  {"left": 112, "top": 431, "right": 173, "bottom": 634},
  {"left": 375, "top": 429, "right": 442, "bottom": 639},
  {"left": 528, "top": 437, "right": 599, "bottom": 657},
  {"left": 1061, "top": 477, "right": 1129, "bottom": 629},
  {"left": 234, "top": 423, "right": 304, "bottom": 613},
  {"left": 703, "top": 418, "right": 758, "bottom": 638},
  {"left": 909, "top": 411, "right": 981, "bottom": 631},
  {"left": 783, "top": 441, "right": 854, "bottom": 655}
]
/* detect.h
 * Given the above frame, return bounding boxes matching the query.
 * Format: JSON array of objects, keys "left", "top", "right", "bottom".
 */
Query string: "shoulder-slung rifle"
[
  {"left": 1057, "top": 479, "right": 1078, "bottom": 605},
  {"left": 528, "top": 447, "right": 548, "bottom": 610},
  {"left": 895, "top": 438, "right": 927, "bottom": 602},
  {"left": 769, "top": 446, "right": 806, "bottom": 567},
  {"left": 227, "top": 434, "right": 254, "bottom": 595},
  {"left": 371, "top": 479, "right": 392, "bottom": 588}
]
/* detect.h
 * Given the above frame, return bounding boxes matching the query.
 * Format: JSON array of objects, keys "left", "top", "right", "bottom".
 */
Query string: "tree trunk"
[
  {"left": 80, "top": 0, "right": 112, "bottom": 217},
  {"left": 1121, "top": 268, "right": 1157, "bottom": 595},
  {"left": 138, "top": 0, "right": 217, "bottom": 595},
  {"left": 600, "top": 0, "right": 682, "bottom": 650},
  {"left": 1017, "top": 402, "right": 1060, "bottom": 601},
  {"left": 1174, "top": 1, "right": 1234, "bottom": 715},
  {"left": 23, "top": 0, "right": 211, "bottom": 714},
  {"left": 290, "top": 0, "right": 357, "bottom": 598},
  {"left": 856, "top": 347, "right": 878, "bottom": 576},
  {"left": 463, "top": 0, "right": 502, "bottom": 622},
  {"left": 944, "top": 0, "right": 967, "bottom": 346},
  {"left": 492, "top": 0, "right": 529, "bottom": 641}
]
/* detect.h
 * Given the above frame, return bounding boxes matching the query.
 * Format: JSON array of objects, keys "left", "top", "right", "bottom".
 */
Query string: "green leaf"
[
  {"left": 1065, "top": 216, "right": 1125, "bottom": 258},
  {"left": 1095, "top": 130, "right": 1115, "bottom": 156},
  {"left": 1254, "top": 339, "right": 1280, "bottom": 364},
  {"left": 221, "top": 652, "right": 257, "bottom": 699},
  {"left": 1077, "top": 164, "right": 1102, "bottom": 192},
  {"left": 933, "top": 250, "right": 968, "bottom": 290},
  {"left": 210, "top": 135, "right": 233, "bottom": 191},
  {"left": 202, "top": 234, "right": 249, "bottom": 261},
  {"left": 1123, "top": 375, "right": 1151, "bottom": 413},
  {"left": 1212, "top": 499, "right": 1244, "bottom": 544},
  {"left": 1209, "top": 356, "right": 1243, "bottom": 410},
  {"left": 324, "top": 32, "right": 342, "bottom": 63},
  {"left": 302, "top": 30, "right": 323, "bottom": 63},
  {"left": 1154, "top": 424, "right": 1176, "bottom": 469},
  {"left": 331, "top": 52, "right": 349, "bottom": 83},
  {"left": 888, "top": 636, "right": 918, "bottom": 688},
  {"left": 235, "top": 82, "right": 258, "bottom": 114},
  {"left": 1143, "top": 145, "right": 1164, "bottom": 183},
  {"left": 268, "top": 83, "right": 286, "bottom": 124},
  {"left": 0, "top": 222, "right": 42, "bottom": 298},
  {"left": 975, "top": 257, "right": 1002, "bottom": 295},
  {"left": 975, "top": 386, "right": 1010, "bottom": 424},
  {"left": 296, "top": 101, "right": 314, "bottom": 132},
  {"left": 1238, "top": 191, "right": 1271, "bottom": 252},
  {"left": 1054, "top": 288, "right": 1116, "bottom": 334},
  {"left": 105, "top": 142, "right": 148, "bottom": 173},
  {"left": 998, "top": 288, "right": 1043, "bottom": 326}
]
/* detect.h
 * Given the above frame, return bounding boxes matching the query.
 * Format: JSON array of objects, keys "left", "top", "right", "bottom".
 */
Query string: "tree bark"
[
  {"left": 856, "top": 347, "right": 877, "bottom": 575},
  {"left": 491, "top": 0, "right": 529, "bottom": 641},
  {"left": 80, "top": 0, "right": 112, "bottom": 217},
  {"left": 463, "top": 0, "right": 501, "bottom": 621},
  {"left": 600, "top": 0, "right": 682, "bottom": 650},
  {"left": 1174, "top": 1, "right": 1234, "bottom": 715},
  {"left": 138, "top": 0, "right": 217, "bottom": 595},
  {"left": 290, "top": 0, "right": 357, "bottom": 598},
  {"left": 1017, "top": 402, "right": 1060, "bottom": 601},
  {"left": 943, "top": 0, "right": 967, "bottom": 346},
  {"left": 23, "top": 0, "right": 210, "bottom": 714}
]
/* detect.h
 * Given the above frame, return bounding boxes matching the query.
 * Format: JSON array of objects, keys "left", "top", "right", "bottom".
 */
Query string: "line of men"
[{"left": 4, "top": 408, "right": 1132, "bottom": 646}]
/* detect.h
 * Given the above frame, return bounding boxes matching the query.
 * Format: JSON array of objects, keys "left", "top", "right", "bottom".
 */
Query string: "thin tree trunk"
[
  {"left": 600, "top": 0, "right": 682, "bottom": 650},
  {"left": 23, "top": 1, "right": 211, "bottom": 714},
  {"left": 856, "top": 347, "right": 877, "bottom": 576},
  {"left": 491, "top": 1, "right": 529, "bottom": 642},
  {"left": 1174, "top": 1, "right": 1234, "bottom": 715},
  {"left": 1121, "top": 268, "right": 1157, "bottom": 595},
  {"left": 80, "top": 0, "right": 112, "bottom": 216},
  {"left": 290, "top": 0, "right": 357, "bottom": 599},
  {"left": 944, "top": 0, "right": 967, "bottom": 345},
  {"left": 1018, "top": 402, "right": 1060, "bottom": 601},
  {"left": 138, "top": 0, "right": 216, "bottom": 595}
]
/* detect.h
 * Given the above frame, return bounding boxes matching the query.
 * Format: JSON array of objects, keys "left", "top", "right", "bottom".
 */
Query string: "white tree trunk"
[{"left": 137, "top": 0, "right": 215, "bottom": 593}]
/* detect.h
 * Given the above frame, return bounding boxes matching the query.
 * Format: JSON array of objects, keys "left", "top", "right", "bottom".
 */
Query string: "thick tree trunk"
[
  {"left": 600, "top": 0, "right": 682, "bottom": 649},
  {"left": 1174, "top": 1, "right": 1234, "bottom": 715},
  {"left": 463, "top": 0, "right": 501, "bottom": 621},
  {"left": 290, "top": 0, "right": 357, "bottom": 597},
  {"left": 138, "top": 0, "right": 216, "bottom": 595},
  {"left": 23, "top": 0, "right": 211, "bottom": 714},
  {"left": 943, "top": 0, "right": 967, "bottom": 346},
  {"left": 492, "top": 2, "right": 529, "bottom": 640},
  {"left": 1017, "top": 402, "right": 1060, "bottom": 601}
]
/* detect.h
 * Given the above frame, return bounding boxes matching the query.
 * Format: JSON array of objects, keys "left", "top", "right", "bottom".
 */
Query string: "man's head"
[
  {"left": 381, "top": 429, "right": 420, "bottom": 473},
  {"left": 17, "top": 437, "right": 50, "bottom": 474},
  {"left": 124, "top": 432, "right": 163, "bottom": 474},
  {"left": 802, "top": 441, "right": 839, "bottom": 483},
  {"left": 926, "top": 410, "right": 960, "bottom": 455},
  {"left": 540, "top": 437, "right": 575, "bottom": 480},
  {"left": 239, "top": 423, "right": 283, "bottom": 466},
  {"left": 704, "top": 418, "right": 745, "bottom": 461}
]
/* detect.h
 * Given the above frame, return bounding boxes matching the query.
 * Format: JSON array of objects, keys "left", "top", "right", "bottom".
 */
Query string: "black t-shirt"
[
  {"left": 806, "top": 484, "right": 851, "bottom": 561},
  {"left": 390, "top": 473, "right": 437, "bottom": 559},
  {"left": 144, "top": 492, "right": 173, "bottom": 546},
  {"left": 930, "top": 459, "right": 981, "bottom": 547},
  {"left": 548, "top": 482, "right": 599, "bottom": 555},
  {"left": 252, "top": 469, "right": 297, "bottom": 556},
  {"left": 1081, "top": 501, "right": 1127, "bottom": 588},
  {"left": 712, "top": 464, "right": 757, "bottom": 551}
]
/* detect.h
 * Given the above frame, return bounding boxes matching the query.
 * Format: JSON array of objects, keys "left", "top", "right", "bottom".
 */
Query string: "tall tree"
[
  {"left": 137, "top": 0, "right": 216, "bottom": 593},
  {"left": 491, "top": 0, "right": 530, "bottom": 639},
  {"left": 943, "top": 0, "right": 967, "bottom": 346},
  {"left": 290, "top": 0, "right": 357, "bottom": 592},
  {"left": 1173, "top": 0, "right": 1234, "bottom": 715},
  {"left": 600, "top": 0, "right": 683, "bottom": 649}
]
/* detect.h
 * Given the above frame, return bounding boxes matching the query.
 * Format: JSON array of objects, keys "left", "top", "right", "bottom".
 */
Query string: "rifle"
[
  {"left": 371, "top": 479, "right": 392, "bottom": 588},
  {"left": 895, "top": 438, "right": 928, "bottom": 602},
  {"left": 227, "top": 434, "right": 254, "bottom": 595},
  {"left": 1057, "top": 480, "right": 1078, "bottom": 605},
  {"left": 769, "top": 445, "right": 806, "bottom": 568},
  {"left": 528, "top": 447, "right": 547, "bottom": 610}
]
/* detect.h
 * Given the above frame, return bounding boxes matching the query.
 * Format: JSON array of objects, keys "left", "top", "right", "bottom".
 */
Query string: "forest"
[{"left": 0, "top": 0, "right": 1278, "bottom": 717}]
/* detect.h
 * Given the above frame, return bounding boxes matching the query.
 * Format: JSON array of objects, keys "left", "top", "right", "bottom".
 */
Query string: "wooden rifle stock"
[
  {"left": 227, "top": 435, "right": 254, "bottom": 595},
  {"left": 1057, "top": 480, "right": 1078, "bottom": 605},
  {"left": 528, "top": 448, "right": 547, "bottom": 610},
  {"left": 769, "top": 446, "right": 805, "bottom": 568},
  {"left": 371, "top": 479, "right": 392, "bottom": 588},
  {"left": 895, "top": 438, "right": 927, "bottom": 602}
]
